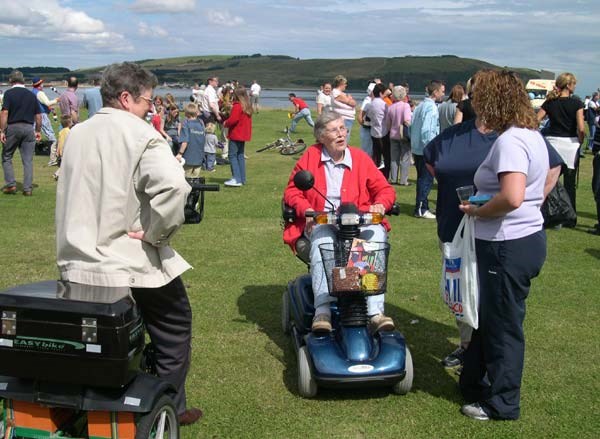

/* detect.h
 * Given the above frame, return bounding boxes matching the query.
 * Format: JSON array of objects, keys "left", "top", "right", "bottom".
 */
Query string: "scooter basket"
[{"left": 319, "top": 241, "right": 389, "bottom": 297}]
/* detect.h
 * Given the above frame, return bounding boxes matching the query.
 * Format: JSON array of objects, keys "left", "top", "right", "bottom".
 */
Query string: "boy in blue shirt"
[{"left": 177, "top": 103, "right": 205, "bottom": 177}]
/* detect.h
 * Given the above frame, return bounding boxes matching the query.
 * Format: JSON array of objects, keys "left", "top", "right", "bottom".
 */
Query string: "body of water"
[{"left": 48, "top": 86, "right": 425, "bottom": 110}]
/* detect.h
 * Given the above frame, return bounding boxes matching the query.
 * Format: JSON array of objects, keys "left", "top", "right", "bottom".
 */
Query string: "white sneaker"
[
  {"left": 224, "top": 179, "right": 242, "bottom": 187},
  {"left": 415, "top": 210, "right": 436, "bottom": 219},
  {"left": 460, "top": 403, "right": 490, "bottom": 421},
  {"left": 378, "top": 161, "right": 385, "bottom": 169}
]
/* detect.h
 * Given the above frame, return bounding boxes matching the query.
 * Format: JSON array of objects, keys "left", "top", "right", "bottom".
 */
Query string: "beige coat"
[{"left": 56, "top": 107, "right": 192, "bottom": 288}]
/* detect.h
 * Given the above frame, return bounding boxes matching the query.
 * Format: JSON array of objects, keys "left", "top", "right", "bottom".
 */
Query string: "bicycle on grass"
[{"left": 256, "top": 127, "right": 307, "bottom": 155}]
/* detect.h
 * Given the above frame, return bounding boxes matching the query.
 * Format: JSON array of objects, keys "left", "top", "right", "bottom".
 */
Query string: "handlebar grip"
[
  {"left": 305, "top": 211, "right": 316, "bottom": 218},
  {"left": 190, "top": 183, "right": 220, "bottom": 191}
]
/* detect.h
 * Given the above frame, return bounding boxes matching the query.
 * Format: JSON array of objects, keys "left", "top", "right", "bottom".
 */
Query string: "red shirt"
[
  {"left": 151, "top": 114, "right": 162, "bottom": 132},
  {"left": 283, "top": 144, "right": 396, "bottom": 251},
  {"left": 224, "top": 102, "right": 252, "bottom": 141},
  {"left": 291, "top": 97, "right": 309, "bottom": 111}
]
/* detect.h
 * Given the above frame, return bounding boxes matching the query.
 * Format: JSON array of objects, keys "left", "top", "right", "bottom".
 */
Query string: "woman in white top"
[{"left": 331, "top": 75, "right": 357, "bottom": 141}]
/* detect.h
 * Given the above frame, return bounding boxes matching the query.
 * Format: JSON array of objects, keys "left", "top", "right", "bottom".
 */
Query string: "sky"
[{"left": 1, "top": 0, "right": 599, "bottom": 94}]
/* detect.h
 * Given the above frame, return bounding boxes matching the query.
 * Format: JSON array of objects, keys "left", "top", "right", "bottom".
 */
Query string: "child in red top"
[{"left": 223, "top": 86, "right": 253, "bottom": 186}]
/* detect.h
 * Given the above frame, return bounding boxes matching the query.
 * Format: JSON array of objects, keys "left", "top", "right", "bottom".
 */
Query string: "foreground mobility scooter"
[
  {"left": 0, "top": 181, "right": 219, "bottom": 439},
  {"left": 281, "top": 170, "right": 413, "bottom": 398}
]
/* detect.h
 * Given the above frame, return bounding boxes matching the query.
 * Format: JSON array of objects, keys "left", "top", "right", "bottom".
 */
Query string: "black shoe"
[{"left": 587, "top": 228, "right": 600, "bottom": 236}]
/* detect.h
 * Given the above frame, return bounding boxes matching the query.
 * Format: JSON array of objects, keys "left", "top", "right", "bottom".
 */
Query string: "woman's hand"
[
  {"left": 369, "top": 204, "right": 386, "bottom": 215},
  {"left": 128, "top": 230, "right": 145, "bottom": 240},
  {"left": 459, "top": 204, "right": 479, "bottom": 217},
  {"left": 304, "top": 208, "right": 315, "bottom": 236}
]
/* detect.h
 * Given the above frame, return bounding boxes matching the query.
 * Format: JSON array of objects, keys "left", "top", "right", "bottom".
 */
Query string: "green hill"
[
  {"left": 130, "top": 54, "right": 553, "bottom": 89},
  {"left": 22, "top": 54, "right": 554, "bottom": 90}
]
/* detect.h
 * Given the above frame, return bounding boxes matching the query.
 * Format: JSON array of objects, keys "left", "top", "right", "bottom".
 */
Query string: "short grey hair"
[
  {"left": 314, "top": 110, "right": 344, "bottom": 141},
  {"left": 101, "top": 62, "right": 158, "bottom": 108},
  {"left": 8, "top": 70, "right": 24, "bottom": 84},
  {"left": 392, "top": 85, "right": 407, "bottom": 101}
]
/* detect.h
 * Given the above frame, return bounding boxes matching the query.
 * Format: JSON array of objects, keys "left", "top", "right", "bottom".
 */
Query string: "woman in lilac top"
[{"left": 457, "top": 70, "right": 556, "bottom": 421}]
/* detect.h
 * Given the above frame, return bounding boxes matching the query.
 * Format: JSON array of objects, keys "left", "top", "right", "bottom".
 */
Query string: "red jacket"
[
  {"left": 283, "top": 144, "right": 396, "bottom": 251},
  {"left": 223, "top": 102, "right": 252, "bottom": 141}
]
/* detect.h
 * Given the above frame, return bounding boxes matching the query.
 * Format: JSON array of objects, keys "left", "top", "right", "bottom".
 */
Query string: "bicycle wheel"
[
  {"left": 280, "top": 141, "right": 306, "bottom": 155},
  {"left": 256, "top": 142, "right": 276, "bottom": 153}
]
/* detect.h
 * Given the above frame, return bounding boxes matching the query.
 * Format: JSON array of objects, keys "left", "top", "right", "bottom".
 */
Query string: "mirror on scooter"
[{"left": 293, "top": 170, "right": 314, "bottom": 191}]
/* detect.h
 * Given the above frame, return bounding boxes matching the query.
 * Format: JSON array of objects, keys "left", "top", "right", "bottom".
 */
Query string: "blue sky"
[{"left": 1, "top": 0, "right": 599, "bottom": 94}]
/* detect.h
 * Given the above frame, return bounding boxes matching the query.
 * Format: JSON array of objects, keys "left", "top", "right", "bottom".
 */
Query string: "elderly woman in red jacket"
[
  {"left": 283, "top": 111, "right": 396, "bottom": 333},
  {"left": 223, "top": 86, "right": 253, "bottom": 187}
]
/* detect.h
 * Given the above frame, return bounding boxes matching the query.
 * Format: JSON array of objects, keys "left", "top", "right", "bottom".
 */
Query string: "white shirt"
[
  {"left": 250, "top": 83, "right": 261, "bottom": 96},
  {"left": 201, "top": 85, "right": 218, "bottom": 114}
]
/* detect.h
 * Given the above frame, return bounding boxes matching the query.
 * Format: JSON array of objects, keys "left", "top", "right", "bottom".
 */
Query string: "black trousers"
[
  {"left": 592, "top": 154, "right": 600, "bottom": 224},
  {"left": 562, "top": 162, "right": 578, "bottom": 216},
  {"left": 460, "top": 231, "right": 546, "bottom": 420},
  {"left": 132, "top": 276, "right": 192, "bottom": 415},
  {"left": 371, "top": 134, "right": 391, "bottom": 179}
]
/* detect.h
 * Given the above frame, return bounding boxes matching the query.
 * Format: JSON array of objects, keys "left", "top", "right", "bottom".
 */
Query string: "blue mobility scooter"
[{"left": 281, "top": 170, "right": 413, "bottom": 398}]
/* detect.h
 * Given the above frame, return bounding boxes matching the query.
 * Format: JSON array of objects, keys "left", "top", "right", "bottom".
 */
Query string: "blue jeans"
[
  {"left": 588, "top": 121, "right": 596, "bottom": 150},
  {"left": 309, "top": 224, "right": 386, "bottom": 316},
  {"left": 290, "top": 108, "right": 314, "bottom": 132},
  {"left": 413, "top": 154, "right": 433, "bottom": 215},
  {"left": 360, "top": 126, "right": 373, "bottom": 158},
  {"left": 344, "top": 118, "right": 354, "bottom": 143},
  {"left": 228, "top": 140, "right": 246, "bottom": 184},
  {"left": 204, "top": 152, "right": 216, "bottom": 171}
]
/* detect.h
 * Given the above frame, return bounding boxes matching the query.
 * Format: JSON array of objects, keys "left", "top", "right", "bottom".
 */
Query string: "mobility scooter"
[
  {"left": 281, "top": 170, "right": 413, "bottom": 398},
  {"left": 0, "top": 181, "right": 219, "bottom": 438}
]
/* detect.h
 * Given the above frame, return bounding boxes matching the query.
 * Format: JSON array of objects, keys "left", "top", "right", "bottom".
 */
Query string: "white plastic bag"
[{"left": 440, "top": 215, "right": 479, "bottom": 329}]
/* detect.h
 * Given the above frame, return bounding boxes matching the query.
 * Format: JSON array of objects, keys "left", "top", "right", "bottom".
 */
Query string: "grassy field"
[{"left": 0, "top": 109, "right": 598, "bottom": 438}]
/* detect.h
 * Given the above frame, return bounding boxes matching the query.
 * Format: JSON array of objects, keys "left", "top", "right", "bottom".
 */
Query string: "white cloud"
[
  {"left": 138, "top": 21, "right": 169, "bottom": 38},
  {"left": 206, "top": 10, "right": 245, "bottom": 27},
  {"left": 0, "top": 0, "right": 132, "bottom": 53},
  {"left": 131, "top": 0, "right": 196, "bottom": 13}
]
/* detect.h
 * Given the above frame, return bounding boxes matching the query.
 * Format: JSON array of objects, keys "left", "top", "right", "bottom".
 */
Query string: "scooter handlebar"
[{"left": 189, "top": 183, "right": 220, "bottom": 192}]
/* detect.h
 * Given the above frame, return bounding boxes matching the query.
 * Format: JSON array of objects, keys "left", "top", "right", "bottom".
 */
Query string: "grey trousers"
[
  {"left": 131, "top": 276, "right": 193, "bottom": 415},
  {"left": 2, "top": 123, "right": 35, "bottom": 191},
  {"left": 390, "top": 138, "right": 412, "bottom": 184}
]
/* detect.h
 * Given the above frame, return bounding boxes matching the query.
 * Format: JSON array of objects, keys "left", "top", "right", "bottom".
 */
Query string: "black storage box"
[{"left": 0, "top": 281, "right": 145, "bottom": 388}]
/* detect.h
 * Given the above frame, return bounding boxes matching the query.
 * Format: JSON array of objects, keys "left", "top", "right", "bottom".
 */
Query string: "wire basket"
[{"left": 319, "top": 241, "right": 390, "bottom": 297}]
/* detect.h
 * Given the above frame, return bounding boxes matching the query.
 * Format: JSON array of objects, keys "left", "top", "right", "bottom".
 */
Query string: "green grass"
[{"left": 1, "top": 109, "right": 599, "bottom": 438}]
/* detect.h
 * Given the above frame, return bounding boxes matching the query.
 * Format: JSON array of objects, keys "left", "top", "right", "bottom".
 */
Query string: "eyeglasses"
[
  {"left": 137, "top": 95, "right": 154, "bottom": 104},
  {"left": 325, "top": 126, "right": 348, "bottom": 135}
]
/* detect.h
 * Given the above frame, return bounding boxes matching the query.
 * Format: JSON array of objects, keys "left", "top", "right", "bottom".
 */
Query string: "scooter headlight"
[{"left": 340, "top": 213, "right": 360, "bottom": 226}]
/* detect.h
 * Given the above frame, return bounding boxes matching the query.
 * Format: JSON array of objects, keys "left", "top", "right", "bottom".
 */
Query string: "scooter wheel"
[
  {"left": 298, "top": 346, "right": 317, "bottom": 398},
  {"left": 281, "top": 290, "right": 291, "bottom": 334},
  {"left": 135, "top": 394, "right": 180, "bottom": 439},
  {"left": 392, "top": 346, "right": 413, "bottom": 395}
]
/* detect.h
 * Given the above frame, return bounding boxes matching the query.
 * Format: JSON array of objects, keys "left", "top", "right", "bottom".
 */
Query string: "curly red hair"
[{"left": 471, "top": 69, "right": 538, "bottom": 133}]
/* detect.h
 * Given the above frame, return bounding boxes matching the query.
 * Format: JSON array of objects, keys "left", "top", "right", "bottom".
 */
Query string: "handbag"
[
  {"left": 541, "top": 181, "right": 576, "bottom": 228},
  {"left": 440, "top": 215, "right": 479, "bottom": 329}
]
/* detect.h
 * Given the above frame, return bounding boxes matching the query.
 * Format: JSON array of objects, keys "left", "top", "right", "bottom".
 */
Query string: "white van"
[{"left": 525, "top": 79, "right": 555, "bottom": 110}]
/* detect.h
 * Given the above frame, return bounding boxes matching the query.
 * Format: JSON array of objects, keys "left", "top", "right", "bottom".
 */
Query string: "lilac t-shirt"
[{"left": 473, "top": 127, "right": 548, "bottom": 241}]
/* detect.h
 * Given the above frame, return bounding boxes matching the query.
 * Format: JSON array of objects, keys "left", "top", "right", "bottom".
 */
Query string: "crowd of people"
[
  {"left": 283, "top": 68, "right": 598, "bottom": 422},
  {"left": 1, "top": 63, "right": 599, "bottom": 427}
]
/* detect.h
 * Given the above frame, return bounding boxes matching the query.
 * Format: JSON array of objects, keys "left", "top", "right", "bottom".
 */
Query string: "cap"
[{"left": 32, "top": 77, "right": 44, "bottom": 87}]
